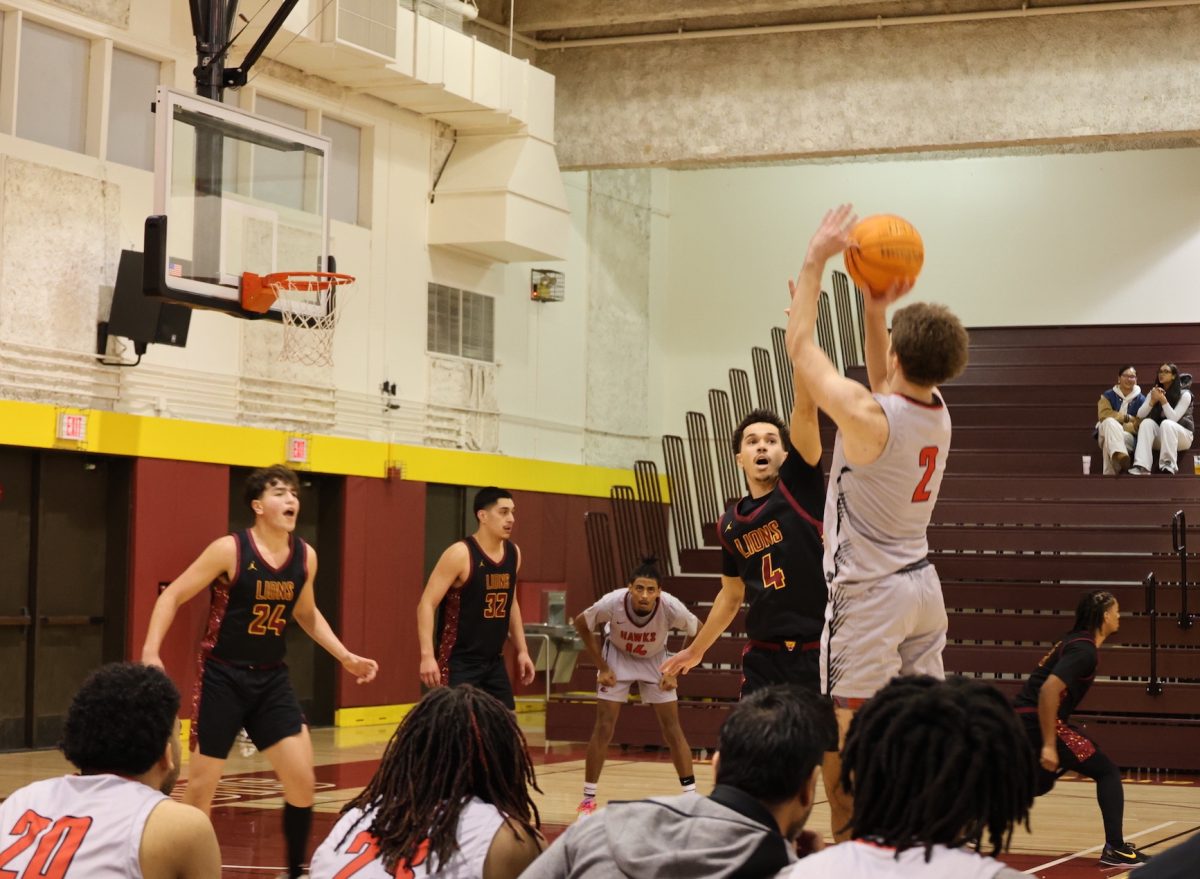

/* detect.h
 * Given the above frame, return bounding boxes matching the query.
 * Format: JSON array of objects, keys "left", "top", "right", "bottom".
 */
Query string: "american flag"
[{"left": 168, "top": 262, "right": 183, "bottom": 278}]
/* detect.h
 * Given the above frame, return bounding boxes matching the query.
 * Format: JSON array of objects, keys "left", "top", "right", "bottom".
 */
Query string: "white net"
[{"left": 268, "top": 273, "right": 355, "bottom": 367}]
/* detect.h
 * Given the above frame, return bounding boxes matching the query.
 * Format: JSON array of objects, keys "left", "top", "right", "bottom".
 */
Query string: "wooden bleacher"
[{"left": 548, "top": 321, "right": 1200, "bottom": 770}]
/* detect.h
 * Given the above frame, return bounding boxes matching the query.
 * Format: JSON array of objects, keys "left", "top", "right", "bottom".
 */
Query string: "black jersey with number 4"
[
  {"left": 718, "top": 452, "right": 827, "bottom": 643},
  {"left": 1013, "top": 631, "right": 1099, "bottom": 720},
  {"left": 437, "top": 537, "right": 518, "bottom": 668},
  {"left": 203, "top": 530, "right": 308, "bottom": 665}
]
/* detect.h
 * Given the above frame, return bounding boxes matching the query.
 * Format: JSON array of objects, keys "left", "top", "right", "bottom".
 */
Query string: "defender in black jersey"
[
  {"left": 417, "top": 487, "right": 536, "bottom": 709},
  {"left": 141, "top": 465, "right": 378, "bottom": 879},
  {"left": 662, "top": 357, "right": 828, "bottom": 693},
  {"left": 1014, "top": 590, "right": 1149, "bottom": 868}
]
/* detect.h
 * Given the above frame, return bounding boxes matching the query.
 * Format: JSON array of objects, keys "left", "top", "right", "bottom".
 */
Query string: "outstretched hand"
[
  {"left": 805, "top": 204, "right": 858, "bottom": 266},
  {"left": 660, "top": 645, "right": 702, "bottom": 678},
  {"left": 862, "top": 277, "right": 917, "bottom": 310}
]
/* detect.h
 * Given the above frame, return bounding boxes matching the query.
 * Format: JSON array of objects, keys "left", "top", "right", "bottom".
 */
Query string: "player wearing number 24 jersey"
[
  {"left": 785, "top": 204, "right": 969, "bottom": 840},
  {"left": 0, "top": 663, "right": 220, "bottom": 879},
  {"left": 141, "top": 465, "right": 378, "bottom": 879}
]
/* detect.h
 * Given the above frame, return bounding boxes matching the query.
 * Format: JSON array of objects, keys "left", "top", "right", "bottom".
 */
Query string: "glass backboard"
[{"left": 147, "top": 87, "right": 332, "bottom": 320}]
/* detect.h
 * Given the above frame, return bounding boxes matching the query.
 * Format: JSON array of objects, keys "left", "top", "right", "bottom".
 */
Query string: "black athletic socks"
[{"left": 283, "top": 802, "right": 313, "bottom": 878}]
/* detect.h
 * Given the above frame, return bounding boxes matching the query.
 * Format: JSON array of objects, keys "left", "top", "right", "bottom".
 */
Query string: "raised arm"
[
  {"left": 292, "top": 546, "right": 378, "bottom": 683},
  {"left": 141, "top": 536, "right": 236, "bottom": 669},
  {"left": 416, "top": 542, "right": 470, "bottom": 688},
  {"left": 862, "top": 292, "right": 892, "bottom": 394},
  {"left": 786, "top": 206, "right": 905, "bottom": 467}
]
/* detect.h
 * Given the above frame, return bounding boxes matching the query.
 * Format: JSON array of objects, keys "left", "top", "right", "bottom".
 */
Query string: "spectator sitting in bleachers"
[
  {"left": 1095, "top": 365, "right": 1144, "bottom": 475},
  {"left": 1130, "top": 363, "right": 1193, "bottom": 475},
  {"left": 777, "top": 675, "right": 1033, "bottom": 878},
  {"left": 521, "top": 686, "right": 837, "bottom": 879}
]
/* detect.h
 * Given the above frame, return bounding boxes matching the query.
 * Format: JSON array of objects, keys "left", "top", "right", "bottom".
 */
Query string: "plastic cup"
[{"left": 1082, "top": 455, "right": 1091, "bottom": 475}]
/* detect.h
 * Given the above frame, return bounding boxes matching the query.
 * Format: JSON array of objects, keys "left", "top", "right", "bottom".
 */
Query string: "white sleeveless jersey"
[
  {"left": 779, "top": 840, "right": 1016, "bottom": 879},
  {"left": 824, "top": 392, "right": 952, "bottom": 584},
  {"left": 581, "top": 589, "right": 698, "bottom": 660},
  {"left": 310, "top": 796, "right": 504, "bottom": 879},
  {"left": 0, "top": 774, "right": 166, "bottom": 878}
]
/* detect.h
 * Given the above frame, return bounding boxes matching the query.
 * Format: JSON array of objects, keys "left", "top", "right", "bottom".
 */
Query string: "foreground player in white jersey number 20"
[
  {"left": 572, "top": 557, "right": 701, "bottom": 820},
  {"left": 786, "top": 205, "right": 970, "bottom": 840}
]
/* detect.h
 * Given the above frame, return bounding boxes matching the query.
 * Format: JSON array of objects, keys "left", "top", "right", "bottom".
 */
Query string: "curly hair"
[
  {"left": 841, "top": 675, "right": 1033, "bottom": 859},
  {"left": 890, "top": 302, "right": 969, "bottom": 387},
  {"left": 60, "top": 663, "right": 179, "bottom": 776},
  {"left": 340, "top": 685, "right": 541, "bottom": 874},
  {"left": 243, "top": 464, "right": 300, "bottom": 509},
  {"left": 730, "top": 408, "right": 792, "bottom": 455},
  {"left": 715, "top": 685, "right": 837, "bottom": 804},
  {"left": 1073, "top": 590, "right": 1116, "bottom": 633}
]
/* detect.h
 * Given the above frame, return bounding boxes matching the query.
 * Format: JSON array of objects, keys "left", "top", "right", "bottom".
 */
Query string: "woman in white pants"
[{"left": 1131, "top": 363, "right": 1193, "bottom": 475}]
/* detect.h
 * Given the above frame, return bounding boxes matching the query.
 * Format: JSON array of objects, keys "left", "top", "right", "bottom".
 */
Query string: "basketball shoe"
[
  {"left": 575, "top": 798, "right": 597, "bottom": 821},
  {"left": 1099, "top": 842, "right": 1150, "bottom": 866}
]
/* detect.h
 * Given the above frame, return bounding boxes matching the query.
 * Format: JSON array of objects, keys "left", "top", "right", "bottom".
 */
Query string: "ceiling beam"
[{"left": 513, "top": 0, "right": 888, "bottom": 33}]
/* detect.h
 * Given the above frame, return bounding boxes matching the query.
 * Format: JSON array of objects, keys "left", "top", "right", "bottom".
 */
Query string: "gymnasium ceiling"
[{"left": 474, "top": 0, "right": 1122, "bottom": 42}]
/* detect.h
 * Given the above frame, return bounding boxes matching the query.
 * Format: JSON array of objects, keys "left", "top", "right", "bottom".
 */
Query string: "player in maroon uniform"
[
  {"left": 417, "top": 487, "right": 535, "bottom": 708},
  {"left": 141, "top": 465, "right": 377, "bottom": 879}
]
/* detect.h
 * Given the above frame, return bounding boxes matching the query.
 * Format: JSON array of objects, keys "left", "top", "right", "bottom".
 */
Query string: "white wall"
[{"left": 652, "top": 147, "right": 1200, "bottom": 433}]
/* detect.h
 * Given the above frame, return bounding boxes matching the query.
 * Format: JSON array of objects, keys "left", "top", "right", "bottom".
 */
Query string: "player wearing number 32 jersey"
[
  {"left": 786, "top": 204, "right": 969, "bottom": 840},
  {"left": 417, "top": 488, "right": 536, "bottom": 710}
]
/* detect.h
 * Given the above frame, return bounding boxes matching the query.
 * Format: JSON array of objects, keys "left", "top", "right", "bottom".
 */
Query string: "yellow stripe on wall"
[{"left": 0, "top": 400, "right": 669, "bottom": 500}]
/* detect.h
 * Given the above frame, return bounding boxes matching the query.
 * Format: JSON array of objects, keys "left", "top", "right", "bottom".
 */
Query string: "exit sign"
[
  {"left": 286, "top": 436, "right": 308, "bottom": 464},
  {"left": 57, "top": 413, "right": 87, "bottom": 442}
]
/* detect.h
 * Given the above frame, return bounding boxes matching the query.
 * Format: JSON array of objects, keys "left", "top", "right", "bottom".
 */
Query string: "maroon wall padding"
[
  {"left": 503, "top": 491, "right": 615, "bottom": 696},
  {"left": 127, "top": 459, "right": 230, "bottom": 706},
  {"left": 340, "top": 476, "right": 427, "bottom": 707}
]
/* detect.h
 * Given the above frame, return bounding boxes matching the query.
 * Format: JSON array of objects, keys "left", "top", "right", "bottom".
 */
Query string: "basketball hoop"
[{"left": 241, "top": 271, "right": 355, "bottom": 367}]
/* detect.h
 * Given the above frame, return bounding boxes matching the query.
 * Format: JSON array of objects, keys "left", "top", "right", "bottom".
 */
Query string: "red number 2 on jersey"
[
  {"left": 0, "top": 811, "right": 93, "bottom": 879},
  {"left": 911, "top": 446, "right": 939, "bottom": 503},
  {"left": 333, "top": 831, "right": 430, "bottom": 878}
]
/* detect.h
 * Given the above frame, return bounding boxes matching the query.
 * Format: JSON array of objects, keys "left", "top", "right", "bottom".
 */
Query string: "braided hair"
[
  {"left": 1073, "top": 590, "right": 1116, "bottom": 634},
  {"left": 841, "top": 675, "right": 1034, "bottom": 860},
  {"left": 340, "top": 685, "right": 541, "bottom": 873}
]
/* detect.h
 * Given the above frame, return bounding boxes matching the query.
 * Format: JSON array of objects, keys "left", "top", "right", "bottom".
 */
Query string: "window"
[
  {"left": 254, "top": 95, "right": 309, "bottom": 211},
  {"left": 322, "top": 116, "right": 361, "bottom": 225},
  {"left": 427, "top": 283, "right": 494, "bottom": 362},
  {"left": 17, "top": 22, "right": 89, "bottom": 153},
  {"left": 107, "top": 49, "right": 160, "bottom": 170}
]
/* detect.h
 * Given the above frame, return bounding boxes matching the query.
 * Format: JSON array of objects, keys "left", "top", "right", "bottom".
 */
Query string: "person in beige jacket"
[{"left": 1095, "top": 365, "right": 1144, "bottom": 474}]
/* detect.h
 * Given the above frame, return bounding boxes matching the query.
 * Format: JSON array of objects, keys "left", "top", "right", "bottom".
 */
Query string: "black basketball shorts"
[
  {"left": 191, "top": 659, "right": 307, "bottom": 758},
  {"left": 447, "top": 654, "right": 515, "bottom": 709}
]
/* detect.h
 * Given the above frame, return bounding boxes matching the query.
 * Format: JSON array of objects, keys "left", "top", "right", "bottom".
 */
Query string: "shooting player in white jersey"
[
  {"left": 786, "top": 205, "right": 970, "bottom": 839},
  {"left": 572, "top": 558, "right": 701, "bottom": 819}
]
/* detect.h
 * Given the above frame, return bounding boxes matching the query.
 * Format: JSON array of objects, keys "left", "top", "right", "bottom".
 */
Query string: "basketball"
[{"left": 844, "top": 214, "right": 924, "bottom": 296}]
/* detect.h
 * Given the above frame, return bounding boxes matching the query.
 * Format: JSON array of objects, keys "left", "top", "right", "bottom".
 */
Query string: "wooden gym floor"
[{"left": 1, "top": 708, "right": 1196, "bottom": 877}]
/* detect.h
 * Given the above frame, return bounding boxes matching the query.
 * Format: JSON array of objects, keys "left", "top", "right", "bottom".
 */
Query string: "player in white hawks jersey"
[
  {"left": 310, "top": 685, "right": 542, "bottom": 879},
  {"left": 0, "top": 663, "right": 219, "bottom": 879},
  {"left": 571, "top": 558, "right": 701, "bottom": 819},
  {"left": 786, "top": 205, "right": 969, "bottom": 839}
]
